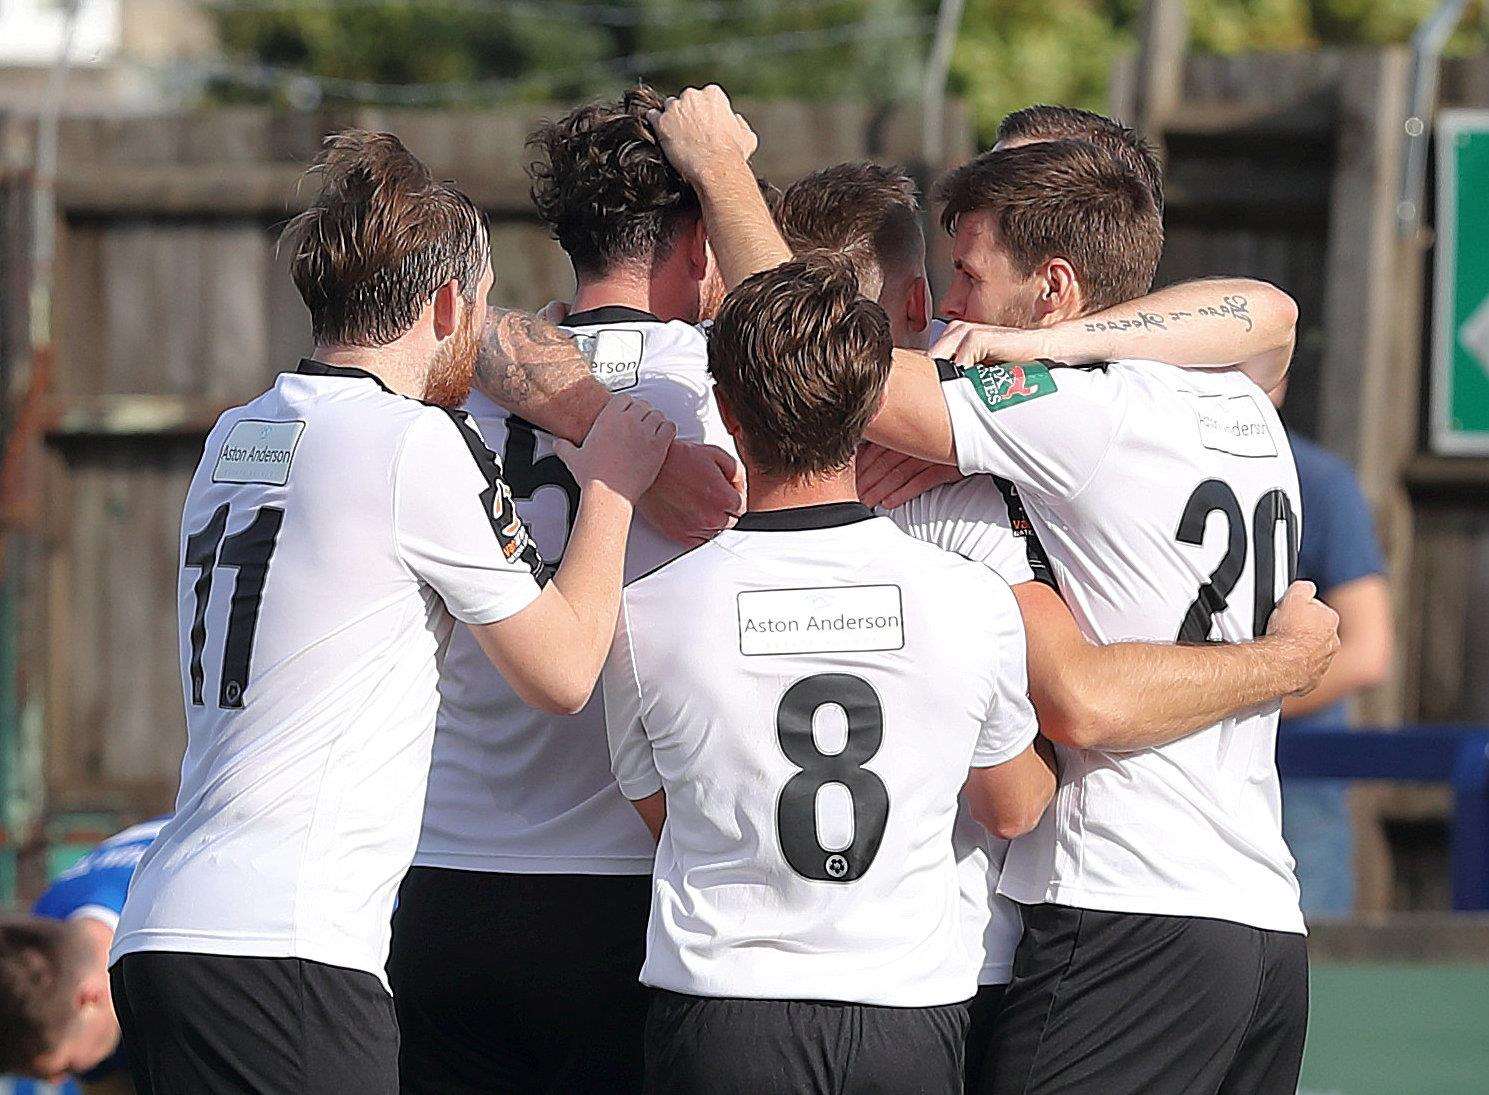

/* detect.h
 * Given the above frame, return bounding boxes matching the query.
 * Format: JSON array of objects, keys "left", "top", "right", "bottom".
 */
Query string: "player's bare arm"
[
  {"left": 475, "top": 304, "right": 743, "bottom": 544},
  {"left": 963, "top": 738, "right": 1058, "bottom": 840},
  {"left": 648, "top": 85, "right": 789, "bottom": 290},
  {"left": 862, "top": 291, "right": 1298, "bottom": 503},
  {"left": 932, "top": 277, "right": 1298, "bottom": 394},
  {"left": 1017, "top": 579, "right": 1340, "bottom": 752},
  {"left": 476, "top": 304, "right": 612, "bottom": 441},
  {"left": 469, "top": 396, "right": 674, "bottom": 714},
  {"left": 629, "top": 790, "right": 667, "bottom": 843}
]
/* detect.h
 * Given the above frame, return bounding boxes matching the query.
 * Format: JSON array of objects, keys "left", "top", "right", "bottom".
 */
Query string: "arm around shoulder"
[{"left": 468, "top": 398, "right": 675, "bottom": 714}]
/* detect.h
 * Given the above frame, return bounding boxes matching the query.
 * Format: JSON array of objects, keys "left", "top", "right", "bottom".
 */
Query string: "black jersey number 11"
[{"left": 184, "top": 504, "right": 285, "bottom": 709}]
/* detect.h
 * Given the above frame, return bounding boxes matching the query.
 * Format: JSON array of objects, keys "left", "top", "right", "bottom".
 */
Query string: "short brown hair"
[
  {"left": 775, "top": 163, "right": 924, "bottom": 294},
  {"left": 529, "top": 86, "right": 700, "bottom": 277},
  {"left": 709, "top": 252, "right": 890, "bottom": 478},
  {"left": 934, "top": 139, "right": 1162, "bottom": 314},
  {"left": 0, "top": 919, "right": 86, "bottom": 1073},
  {"left": 283, "top": 130, "right": 489, "bottom": 347},
  {"left": 997, "top": 104, "right": 1164, "bottom": 213}
]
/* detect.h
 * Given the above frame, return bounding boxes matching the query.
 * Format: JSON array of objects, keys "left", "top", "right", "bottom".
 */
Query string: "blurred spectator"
[
  {"left": 0, "top": 819, "right": 164, "bottom": 1094},
  {"left": 1274, "top": 383, "right": 1394, "bottom": 916}
]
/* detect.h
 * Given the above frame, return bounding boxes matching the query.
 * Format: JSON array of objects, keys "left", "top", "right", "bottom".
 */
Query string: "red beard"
[{"left": 423, "top": 312, "right": 481, "bottom": 407}]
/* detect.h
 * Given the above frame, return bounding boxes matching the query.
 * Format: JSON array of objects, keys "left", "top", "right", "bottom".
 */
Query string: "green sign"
[{"left": 1433, "top": 112, "right": 1489, "bottom": 454}]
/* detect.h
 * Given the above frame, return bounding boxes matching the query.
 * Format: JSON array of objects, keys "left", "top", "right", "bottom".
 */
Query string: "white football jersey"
[
  {"left": 415, "top": 307, "right": 737, "bottom": 874},
  {"left": 112, "top": 360, "right": 545, "bottom": 984},
  {"left": 889, "top": 476, "right": 1036, "bottom": 985},
  {"left": 941, "top": 358, "right": 1305, "bottom": 933},
  {"left": 603, "top": 503, "right": 1038, "bottom": 1006}
]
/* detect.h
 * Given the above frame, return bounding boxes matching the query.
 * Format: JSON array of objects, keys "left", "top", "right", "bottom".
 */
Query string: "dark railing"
[{"left": 1277, "top": 727, "right": 1489, "bottom": 911}]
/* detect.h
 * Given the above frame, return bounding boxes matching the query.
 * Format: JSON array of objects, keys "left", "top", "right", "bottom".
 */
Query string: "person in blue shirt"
[
  {"left": 0, "top": 818, "right": 165, "bottom": 1093},
  {"left": 1275, "top": 386, "right": 1395, "bottom": 915}
]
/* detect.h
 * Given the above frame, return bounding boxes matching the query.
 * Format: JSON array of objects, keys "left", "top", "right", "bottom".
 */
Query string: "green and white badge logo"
[{"left": 963, "top": 360, "right": 1057, "bottom": 412}]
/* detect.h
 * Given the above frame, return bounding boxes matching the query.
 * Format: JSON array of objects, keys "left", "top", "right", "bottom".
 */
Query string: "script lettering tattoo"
[
  {"left": 1084, "top": 295, "right": 1253, "bottom": 335},
  {"left": 473, "top": 306, "right": 593, "bottom": 412}
]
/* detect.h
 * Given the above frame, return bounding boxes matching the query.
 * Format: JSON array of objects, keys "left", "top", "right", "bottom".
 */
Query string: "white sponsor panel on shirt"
[
  {"left": 1194, "top": 394, "right": 1278, "bottom": 458},
  {"left": 580, "top": 329, "right": 644, "bottom": 391},
  {"left": 737, "top": 584, "right": 905, "bottom": 656},
  {"left": 212, "top": 420, "right": 306, "bottom": 485}
]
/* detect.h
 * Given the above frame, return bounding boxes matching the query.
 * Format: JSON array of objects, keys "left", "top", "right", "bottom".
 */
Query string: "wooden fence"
[{"left": 0, "top": 102, "right": 973, "bottom": 887}]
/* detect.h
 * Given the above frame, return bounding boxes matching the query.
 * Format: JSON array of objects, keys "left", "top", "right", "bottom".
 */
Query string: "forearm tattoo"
[
  {"left": 1083, "top": 294, "right": 1254, "bottom": 335},
  {"left": 473, "top": 306, "right": 592, "bottom": 412}
]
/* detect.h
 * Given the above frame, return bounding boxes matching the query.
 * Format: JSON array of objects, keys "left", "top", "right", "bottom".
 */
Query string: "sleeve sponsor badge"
[{"left": 962, "top": 360, "right": 1057, "bottom": 413}]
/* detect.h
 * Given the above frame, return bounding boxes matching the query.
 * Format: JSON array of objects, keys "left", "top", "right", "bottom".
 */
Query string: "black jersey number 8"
[
  {"left": 1176, "top": 480, "right": 1299, "bottom": 642},
  {"left": 775, "top": 673, "right": 890, "bottom": 883}
]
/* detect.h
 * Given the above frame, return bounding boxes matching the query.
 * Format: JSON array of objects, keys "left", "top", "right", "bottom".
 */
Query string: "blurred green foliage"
[{"left": 205, "top": 0, "right": 1486, "bottom": 141}]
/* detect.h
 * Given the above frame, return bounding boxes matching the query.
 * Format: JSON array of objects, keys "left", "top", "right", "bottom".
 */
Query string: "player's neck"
[
  {"left": 573, "top": 265, "right": 692, "bottom": 323},
  {"left": 312, "top": 341, "right": 429, "bottom": 401},
  {"left": 745, "top": 467, "right": 860, "bottom": 513}
]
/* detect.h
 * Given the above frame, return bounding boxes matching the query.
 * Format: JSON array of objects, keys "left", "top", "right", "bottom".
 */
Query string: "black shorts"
[
  {"left": 110, "top": 950, "right": 398, "bottom": 1095},
  {"left": 387, "top": 866, "right": 651, "bottom": 1094},
  {"left": 985, "top": 903, "right": 1309, "bottom": 1095},
  {"left": 644, "top": 988, "right": 969, "bottom": 1095},
  {"left": 964, "top": 982, "right": 1007, "bottom": 1092}
]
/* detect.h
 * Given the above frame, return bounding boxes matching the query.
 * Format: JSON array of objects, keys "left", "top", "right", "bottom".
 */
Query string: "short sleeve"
[
  {"left": 941, "top": 359, "right": 1126, "bottom": 503},
  {"left": 32, "top": 864, "right": 133, "bottom": 924},
  {"left": 602, "top": 597, "right": 662, "bottom": 800},
  {"left": 889, "top": 477, "right": 1035, "bottom": 588},
  {"left": 970, "top": 576, "right": 1040, "bottom": 768},
  {"left": 395, "top": 409, "right": 545, "bottom": 626}
]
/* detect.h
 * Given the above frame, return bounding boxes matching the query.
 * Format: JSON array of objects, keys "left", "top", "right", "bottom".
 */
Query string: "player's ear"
[
  {"left": 431, "top": 278, "right": 461, "bottom": 339},
  {"left": 713, "top": 385, "right": 740, "bottom": 436},
  {"left": 1038, "top": 258, "right": 1084, "bottom": 324},
  {"left": 688, "top": 216, "right": 710, "bottom": 282},
  {"left": 905, "top": 274, "right": 931, "bottom": 336}
]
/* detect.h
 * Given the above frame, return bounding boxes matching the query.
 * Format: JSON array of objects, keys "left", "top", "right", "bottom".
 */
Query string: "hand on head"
[{"left": 646, "top": 85, "right": 757, "bottom": 182}]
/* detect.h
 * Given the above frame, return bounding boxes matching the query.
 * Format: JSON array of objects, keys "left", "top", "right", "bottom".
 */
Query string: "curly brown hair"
[
  {"left": 934, "top": 139, "right": 1162, "bottom": 314},
  {"left": 528, "top": 85, "right": 701, "bottom": 277},
  {"left": 282, "top": 130, "right": 489, "bottom": 348},
  {"left": 709, "top": 251, "right": 891, "bottom": 479}
]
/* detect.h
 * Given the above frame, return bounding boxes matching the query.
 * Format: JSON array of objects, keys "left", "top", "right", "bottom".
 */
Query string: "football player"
[
  {"left": 108, "top": 132, "right": 672, "bottom": 1094},
  {"left": 392, "top": 86, "right": 740, "bottom": 1094},
  {"left": 603, "top": 252, "right": 1055, "bottom": 1092},
  {"left": 653, "top": 86, "right": 1334, "bottom": 1095}
]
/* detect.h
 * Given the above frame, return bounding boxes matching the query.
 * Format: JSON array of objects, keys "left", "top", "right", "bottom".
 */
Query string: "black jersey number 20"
[
  {"left": 775, "top": 673, "right": 890, "bottom": 883},
  {"left": 1176, "top": 480, "right": 1298, "bottom": 642}
]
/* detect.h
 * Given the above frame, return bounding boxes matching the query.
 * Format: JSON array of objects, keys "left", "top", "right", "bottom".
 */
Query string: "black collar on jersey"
[
  {"left": 564, "top": 305, "right": 661, "bottom": 327},
  {"left": 734, "top": 501, "right": 876, "bottom": 532},
  {"left": 295, "top": 357, "right": 396, "bottom": 395}
]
